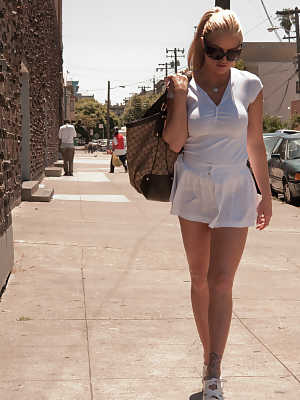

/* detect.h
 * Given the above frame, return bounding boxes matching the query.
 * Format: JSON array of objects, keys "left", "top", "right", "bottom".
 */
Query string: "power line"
[
  {"left": 166, "top": 48, "right": 185, "bottom": 73},
  {"left": 244, "top": 16, "right": 270, "bottom": 36},
  {"left": 264, "top": 71, "right": 297, "bottom": 100},
  {"left": 260, "top": 0, "right": 282, "bottom": 42},
  {"left": 275, "top": 76, "right": 292, "bottom": 113}
]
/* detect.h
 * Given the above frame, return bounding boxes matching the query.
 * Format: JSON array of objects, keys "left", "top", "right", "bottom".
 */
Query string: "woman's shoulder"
[
  {"left": 232, "top": 68, "right": 263, "bottom": 104},
  {"left": 232, "top": 67, "right": 262, "bottom": 84}
]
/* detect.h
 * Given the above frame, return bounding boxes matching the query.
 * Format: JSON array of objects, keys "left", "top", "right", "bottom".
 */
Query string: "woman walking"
[{"left": 163, "top": 7, "right": 272, "bottom": 399}]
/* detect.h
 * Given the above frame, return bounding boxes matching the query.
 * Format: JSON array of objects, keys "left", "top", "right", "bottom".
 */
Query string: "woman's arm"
[
  {"left": 247, "top": 90, "right": 272, "bottom": 230},
  {"left": 162, "top": 75, "right": 189, "bottom": 153}
]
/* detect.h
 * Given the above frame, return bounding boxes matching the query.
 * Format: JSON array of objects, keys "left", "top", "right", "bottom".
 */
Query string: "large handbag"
[
  {"left": 126, "top": 90, "right": 179, "bottom": 202},
  {"left": 112, "top": 153, "right": 122, "bottom": 167}
]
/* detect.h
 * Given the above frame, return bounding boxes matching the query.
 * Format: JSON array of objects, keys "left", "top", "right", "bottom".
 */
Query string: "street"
[{"left": 0, "top": 149, "right": 300, "bottom": 399}]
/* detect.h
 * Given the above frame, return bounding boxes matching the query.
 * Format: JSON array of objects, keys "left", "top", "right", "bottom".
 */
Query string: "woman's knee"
[
  {"left": 208, "top": 272, "right": 234, "bottom": 294},
  {"left": 190, "top": 270, "right": 208, "bottom": 292}
]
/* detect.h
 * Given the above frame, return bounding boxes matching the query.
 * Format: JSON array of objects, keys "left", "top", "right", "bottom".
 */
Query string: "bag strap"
[
  {"left": 142, "top": 91, "right": 167, "bottom": 119},
  {"left": 149, "top": 71, "right": 192, "bottom": 176}
]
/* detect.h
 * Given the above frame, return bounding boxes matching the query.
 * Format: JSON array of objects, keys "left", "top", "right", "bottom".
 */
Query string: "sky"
[{"left": 62, "top": 0, "right": 299, "bottom": 105}]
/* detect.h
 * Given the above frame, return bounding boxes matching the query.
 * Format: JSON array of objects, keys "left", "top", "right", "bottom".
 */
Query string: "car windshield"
[
  {"left": 287, "top": 139, "right": 300, "bottom": 160},
  {"left": 264, "top": 136, "right": 280, "bottom": 157}
]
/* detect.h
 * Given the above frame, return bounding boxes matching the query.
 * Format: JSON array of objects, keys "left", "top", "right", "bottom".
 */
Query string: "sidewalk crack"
[
  {"left": 81, "top": 247, "right": 94, "bottom": 400},
  {"left": 233, "top": 311, "right": 300, "bottom": 384}
]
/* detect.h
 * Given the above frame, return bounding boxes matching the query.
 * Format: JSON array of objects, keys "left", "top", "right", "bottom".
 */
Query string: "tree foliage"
[
  {"left": 263, "top": 113, "right": 300, "bottom": 132},
  {"left": 121, "top": 92, "right": 162, "bottom": 124},
  {"left": 263, "top": 114, "right": 287, "bottom": 132},
  {"left": 235, "top": 58, "right": 245, "bottom": 71},
  {"left": 75, "top": 98, "right": 120, "bottom": 140},
  {"left": 276, "top": 9, "right": 295, "bottom": 36},
  {"left": 288, "top": 113, "right": 300, "bottom": 130}
]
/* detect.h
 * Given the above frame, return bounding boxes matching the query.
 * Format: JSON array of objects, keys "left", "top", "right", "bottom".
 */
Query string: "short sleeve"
[
  {"left": 72, "top": 126, "right": 77, "bottom": 137},
  {"left": 248, "top": 76, "right": 263, "bottom": 105}
]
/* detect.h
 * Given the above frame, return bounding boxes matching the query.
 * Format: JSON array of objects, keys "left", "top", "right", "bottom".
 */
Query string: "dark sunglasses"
[{"left": 203, "top": 37, "right": 243, "bottom": 61}]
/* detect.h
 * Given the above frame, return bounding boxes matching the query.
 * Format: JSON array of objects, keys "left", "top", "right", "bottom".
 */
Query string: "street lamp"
[{"left": 106, "top": 82, "right": 126, "bottom": 141}]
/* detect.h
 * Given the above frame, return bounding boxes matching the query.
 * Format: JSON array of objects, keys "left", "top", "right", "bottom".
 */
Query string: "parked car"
[
  {"left": 268, "top": 132, "right": 300, "bottom": 204},
  {"left": 263, "top": 132, "right": 282, "bottom": 160},
  {"left": 273, "top": 129, "right": 300, "bottom": 135},
  {"left": 248, "top": 133, "right": 282, "bottom": 193}
]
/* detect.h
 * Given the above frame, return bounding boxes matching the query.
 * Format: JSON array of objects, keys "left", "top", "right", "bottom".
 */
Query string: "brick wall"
[{"left": 0, "top": 0, "right": 63, "bottom": 237}]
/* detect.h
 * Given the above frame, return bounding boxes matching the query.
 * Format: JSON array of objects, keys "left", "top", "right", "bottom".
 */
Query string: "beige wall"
[
  {"left": 258, "top": 62, "right": 298, "bottom": 120},
  {"left": 242, "top": 42, "right": 299, "bottom": 121}
]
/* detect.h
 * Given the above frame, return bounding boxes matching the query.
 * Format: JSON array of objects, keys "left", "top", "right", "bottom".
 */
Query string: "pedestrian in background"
[
  {"left": 87, "top": 142, "right": 93, "bottom": 154},
  {"left": 110, "top": 127, "right": 127, "bottom": 173},
  {"left": 58, "top": 120, "right": 77, "bottom": 176},
  {"left": 163, "top": 7, "right": 272, "bottom": 400}
]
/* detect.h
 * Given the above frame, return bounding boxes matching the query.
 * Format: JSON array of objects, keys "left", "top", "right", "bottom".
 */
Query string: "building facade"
[
  {"left": 0, "top": 0, "right": 63, "bottom": 294},
  {"left": 242, "top": 42, "right": 299, "bottom": 121},
  {"left": 64, "top": 81, "right": 76, "bottom": 122}
]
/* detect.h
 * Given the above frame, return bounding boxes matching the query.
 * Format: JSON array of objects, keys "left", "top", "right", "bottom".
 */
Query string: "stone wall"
[{"left": 0, "top": 0, "right": 62, "bottom": 291}]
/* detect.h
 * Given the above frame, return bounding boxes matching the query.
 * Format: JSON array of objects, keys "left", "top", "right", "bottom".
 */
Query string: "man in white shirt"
[{"left": 58, "top": 120, "right": 77, "bottom": 176}]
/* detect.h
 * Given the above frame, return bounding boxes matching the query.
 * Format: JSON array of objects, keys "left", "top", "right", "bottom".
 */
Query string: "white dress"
[{"left": 170, "top": 67, "right": 263, "bottom": 228}]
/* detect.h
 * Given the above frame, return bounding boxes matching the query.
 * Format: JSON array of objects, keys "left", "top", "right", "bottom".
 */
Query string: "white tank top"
[{"left": 183, "top": 67, "right": 263, "bottom": 168}]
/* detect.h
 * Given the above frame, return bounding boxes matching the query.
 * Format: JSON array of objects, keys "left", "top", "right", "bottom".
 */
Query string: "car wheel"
[{"left": 283, "top": 181, "right": 294, "bottom": 204}]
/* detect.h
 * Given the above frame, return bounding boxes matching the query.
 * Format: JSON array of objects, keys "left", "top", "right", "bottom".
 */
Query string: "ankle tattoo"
[{"left": 208, "top": 352, "right": 221, "bottom": 372}]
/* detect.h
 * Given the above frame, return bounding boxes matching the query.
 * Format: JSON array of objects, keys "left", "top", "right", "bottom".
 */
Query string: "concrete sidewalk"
[{"left": 0, "top": 150, "right": 300, "bottom": 399}]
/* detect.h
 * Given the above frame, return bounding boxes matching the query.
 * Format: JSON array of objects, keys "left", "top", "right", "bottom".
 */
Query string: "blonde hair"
[{"left": 188, "top": 7, "right": 243, "bottom": 72}]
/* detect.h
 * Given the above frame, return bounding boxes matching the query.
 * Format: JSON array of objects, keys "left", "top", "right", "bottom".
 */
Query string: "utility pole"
[
  {"left": 294, "top": 8, "right": 300, "bottom": 93},
  {"left": 276, "top": 8, "right": 300, "bottom": 93},
  {"left": 166, "top": 48, "right": 185, "bottom": 73},
  {"left": 106, "top": 80, "right": 110, "bottom": 140},
  {"left": 215, "top": 0, "right": 230, "bottom": 9},
  {"left": 153, "top": 77, "right": 156, "bottom": 94},
  {"left": 138, "top": 85, "right": 151, "bottom": 94},
  {"left": 156, "top": 62, "right": 172, "bottom": 77}
]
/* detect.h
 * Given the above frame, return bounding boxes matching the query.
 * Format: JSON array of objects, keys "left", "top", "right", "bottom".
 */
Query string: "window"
[
  {"left": 277, "top": 140, "right": 287, "bottom": 159},
  {"left": 287, "top": 139, "right": 300, "bottom": 160},
  {"left": 263, "top": 137, "right": 281, "bottom": 157}
]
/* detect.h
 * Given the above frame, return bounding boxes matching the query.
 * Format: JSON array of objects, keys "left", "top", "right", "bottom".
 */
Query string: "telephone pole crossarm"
[
  {"left": 166, "top": 48, "right": 185, "bottom": 73},
  {"left": 277, "top": 7, "right": 300, "bottom": 93},
  {"left": 157, "top": 62, "right": 172, "bottom": 77}
]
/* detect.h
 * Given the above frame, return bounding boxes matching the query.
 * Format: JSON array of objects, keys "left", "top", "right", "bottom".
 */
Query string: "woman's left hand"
[{"left": 256, "top": 196, "right": 272, "bottom": 230}]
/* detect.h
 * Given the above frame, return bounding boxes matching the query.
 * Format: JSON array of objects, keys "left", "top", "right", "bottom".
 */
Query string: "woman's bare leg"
[
  {"left": 206, "top": 227, "right": 248, "bottom": 379},
  {"left": 179, "top": 217, "right": 211, "bottom": 365}
]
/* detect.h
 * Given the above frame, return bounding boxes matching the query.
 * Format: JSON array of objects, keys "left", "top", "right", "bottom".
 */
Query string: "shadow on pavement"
[{"left": 190, "top": 391, "right": 203, "bottom": 400}]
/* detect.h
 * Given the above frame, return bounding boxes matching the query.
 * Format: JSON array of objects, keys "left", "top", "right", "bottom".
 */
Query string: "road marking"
[
  {"left": 46, "top": 172, "right": 110, "bottom": 182},
  {"left": 53, "top": 194, "right": 130, "bottom": 202}
]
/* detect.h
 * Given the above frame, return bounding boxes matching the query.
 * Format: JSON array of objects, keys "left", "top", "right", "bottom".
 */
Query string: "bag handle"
[{"left": 149, "top": 71, "right": 192, "bottom": 176}]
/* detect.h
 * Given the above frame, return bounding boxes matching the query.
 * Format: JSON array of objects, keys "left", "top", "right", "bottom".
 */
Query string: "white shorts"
[{"left": 170, "top": 155, "right": 258, "bottom": 228}]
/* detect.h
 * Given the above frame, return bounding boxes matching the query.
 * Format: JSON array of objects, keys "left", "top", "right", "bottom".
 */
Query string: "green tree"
[
  {"left": 235, "top": 58, "right": 245, "bottom": 71},
  {"left": 288, "top": 113, "right": 300, "bottom": 130},
  {"left": 277, "top": 9, "right": 295, "bottom": 39},
  {"left": 121, "top": 92, "right": 161, "bottom": 124},
  {"left": 75, "top": 98, "right": 120, "bottom": 141},
  {"left": 263, "top": 114, "right": 287, "bottom": 132}
]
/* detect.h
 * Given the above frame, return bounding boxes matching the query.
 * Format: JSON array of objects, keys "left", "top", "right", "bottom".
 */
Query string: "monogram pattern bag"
[{"left": 126, "top": 91, "right": 179, "bottom": 202}]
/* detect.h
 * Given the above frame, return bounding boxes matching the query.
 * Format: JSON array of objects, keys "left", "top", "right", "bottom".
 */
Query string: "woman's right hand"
[{"left": 165, "top": 74, "right": 189, "bottom": 98}]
